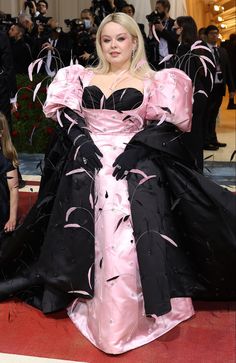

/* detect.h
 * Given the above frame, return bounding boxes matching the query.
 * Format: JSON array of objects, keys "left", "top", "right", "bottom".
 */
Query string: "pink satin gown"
[{"left": 43, "top": 65, "right": 194, "bottom": 354}]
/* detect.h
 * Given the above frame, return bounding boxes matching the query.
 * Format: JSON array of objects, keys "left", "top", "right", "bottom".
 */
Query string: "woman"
[
  {"left": 0, "top": 13, "right": 235, "bottom": 355},
  {"left": 0, "top": 112, "right": 19, "bottom": 235}
]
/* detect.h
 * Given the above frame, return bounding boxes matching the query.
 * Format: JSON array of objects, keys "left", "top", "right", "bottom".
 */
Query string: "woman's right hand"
[
  {"left": 78, "top": 140, "right": 103, "bottom": 171},
  {"left": 4, "top": 218, "right": 16, "bottom": 233},
  {"left": 59, "top": 107, "right": 103, "bottom": 171}
]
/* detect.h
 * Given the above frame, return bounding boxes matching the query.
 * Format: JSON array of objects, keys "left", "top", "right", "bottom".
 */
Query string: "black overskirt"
[{"left": 0, "top": 124, "right": 235, "bottom": 315}]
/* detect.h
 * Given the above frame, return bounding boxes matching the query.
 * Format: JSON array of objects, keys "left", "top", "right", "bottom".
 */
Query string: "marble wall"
[
  {"left": 0, "top": 0, "right": 91, "bottom": 27},
  {"left": 0, "top": 0, "right": 210, "bottom": 30}
]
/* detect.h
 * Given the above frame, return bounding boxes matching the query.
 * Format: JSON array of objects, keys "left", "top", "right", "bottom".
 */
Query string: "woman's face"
[
  {"left": 172, "top": 21, "right": 182, "bottom": 37},
  {"left": 100, "top": 22, "right": 136, "bottom": 69}
]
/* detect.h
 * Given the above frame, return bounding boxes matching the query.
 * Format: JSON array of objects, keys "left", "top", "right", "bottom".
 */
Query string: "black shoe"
[
  {"left": 18, "top": 179, "right": 26, "bottom": 189},
  {"left": 214, "top": 142, "right": 227, "bottom": 147},
  {"left": 227, "top": 102, "right": 236, "bottom": 110},
  {"left": 204, "top": 144, "right": 219, "bottom": 151}
]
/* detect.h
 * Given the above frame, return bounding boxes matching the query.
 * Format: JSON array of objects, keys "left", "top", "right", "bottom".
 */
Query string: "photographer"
[
  {"left": 90, "top": 0, "right": 128, "bottom": 23},
  {"left": 76, "top": 9, "right": 98, "bottom": 65},
  {"left": 80, "top": 8, "right": 97, "bottom": 31},
  {"left": 90, "top": 0, "right": 114, "bottom": 23},
  {"left": 146, "top": 0, "right": 177, "bottom": 70},
  {"left": 41, "top": 18, "right": 73, "bottom": 73},
  {"left": 24, "top": 0, "right": 48, "bottom": 24},
  {"left": 65, "top": 14, "right": 97, "bottom": 67},
  {"left": 0, "top": 12, "right": 18, "bottom": 33},
  {"left": 8, "top": 24, "right": 32, "bottom": 74},
  {"left": 18, "top": 13, "right": 41, "bottom": 58}
]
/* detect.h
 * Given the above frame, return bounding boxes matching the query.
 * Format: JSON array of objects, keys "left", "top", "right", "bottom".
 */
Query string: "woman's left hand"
[
  {"left": 112, "top": 146, "right": 148, "bottom": 180},
  {"left": 4, "top": 218, "right": 16, "bottom": 233}
]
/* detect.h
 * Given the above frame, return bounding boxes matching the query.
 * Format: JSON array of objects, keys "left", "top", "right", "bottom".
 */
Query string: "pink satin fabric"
[{"left": 44, "top": 65, "right": 194, "bottom": 354}]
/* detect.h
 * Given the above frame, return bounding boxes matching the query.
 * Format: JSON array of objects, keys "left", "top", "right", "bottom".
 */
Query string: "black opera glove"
[
  {"left": 60, "top": 107, "right": 103, "bottom": 170},
  {"left": 77, "top": 140, "right": 103, "bottom": 170},
  {"left": 112, "top": 144, "right": 148, "bottom": 180}
]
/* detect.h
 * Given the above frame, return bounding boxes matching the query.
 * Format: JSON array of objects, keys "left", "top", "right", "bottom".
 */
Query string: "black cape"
[{"left": 0, "top": 123, "right": 235, "bottom": 315}]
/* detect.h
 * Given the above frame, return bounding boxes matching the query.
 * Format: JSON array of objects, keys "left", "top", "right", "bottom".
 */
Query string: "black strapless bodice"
[{"left": 82, "top": 86, "right": 143, "bottom": 111}]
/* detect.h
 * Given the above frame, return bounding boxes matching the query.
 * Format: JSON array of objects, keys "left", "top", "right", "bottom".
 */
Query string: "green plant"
[{"left": 12, "top": 73, "right": 55, "bottom": 153}]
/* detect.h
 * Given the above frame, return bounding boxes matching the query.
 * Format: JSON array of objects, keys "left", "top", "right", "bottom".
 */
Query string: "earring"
[{"left": 131, "top": 48, "right": 135, "bottom": 59}]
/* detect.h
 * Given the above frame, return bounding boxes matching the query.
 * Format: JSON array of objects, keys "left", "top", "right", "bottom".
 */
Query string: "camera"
[
  {"left": 64, "top": 18, "right": 86, "bottom": 32},
  {"left": 146, "top": 11, "right": 161, "bottom": 25},
  {"left": 24, "top": 1, "right": 35, "bottom": 9},
  {"left": 0, "top": 13, "right": 18, "bottom": 32},
  {"left": 92, "top": 0, "right": 105, "bottom": 6}
]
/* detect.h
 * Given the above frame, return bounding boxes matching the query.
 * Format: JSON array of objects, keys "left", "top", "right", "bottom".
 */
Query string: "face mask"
[{"left": 83, "top": 19, "right": 91, "bottom": 29}]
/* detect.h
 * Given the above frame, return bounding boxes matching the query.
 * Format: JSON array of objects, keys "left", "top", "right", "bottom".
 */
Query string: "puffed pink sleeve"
[
  {"left": 145, "top": 68, "right": 193, "bottom": 132},
  {"left": 43, "top": 64, "right": 87, "bottom": 120}
]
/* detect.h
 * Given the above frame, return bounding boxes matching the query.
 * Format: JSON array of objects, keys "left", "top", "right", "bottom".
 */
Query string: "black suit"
[
  {"left": 217, "top": 46, "right": 235, "bottom": 95},
  {"left": 146, "top": 17, "right": 177, "bottom": 70},
  {"left": 40, "top": 32, "right": 73, "bottom": 72},
  {"left": 9, "top": 38, "right": 32, "bottom": 74},
  {"left": 224, "top": 40, "right": 236, "bottom": 86},
  {"left": 204, "top": 45, "right": 235, "bottom": 145},
  {"left": 0, "top": 31, "right": 17, "bottom": 130}
]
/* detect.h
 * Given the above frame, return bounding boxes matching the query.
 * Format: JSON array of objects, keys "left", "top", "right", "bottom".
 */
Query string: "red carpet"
[
  {"left": 0, "top": 300, "right": 235, "bottom": 362},
  {"left": 0, "top": 189, "right": 235, "bottom": 363},
  {"left": 18, "top": 191, "right": 38, "bottom": 223}
]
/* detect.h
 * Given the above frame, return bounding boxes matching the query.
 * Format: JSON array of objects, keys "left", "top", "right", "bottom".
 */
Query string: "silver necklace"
[{"left": 108, "top": 69, "right": 130, "bottom": 91}]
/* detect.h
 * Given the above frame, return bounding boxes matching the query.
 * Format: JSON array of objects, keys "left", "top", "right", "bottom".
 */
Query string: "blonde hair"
[
  {"left": 0, "top": 112, "right": 19, "bottom": 168},
  {"left": 92, "top": 12, "right": 152, "bottom": 78}
]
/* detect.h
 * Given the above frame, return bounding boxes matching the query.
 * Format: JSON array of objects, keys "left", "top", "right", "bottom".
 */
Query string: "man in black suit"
[
  {"left": 8, "top": 24, "right": 32, "bottom": 74},
  {"left": 146, "top": 0, "right": 177, "bottom": 70},
  {"left": 204, "top": 25, "right": 235, "bottom": 150},
  {"left": 40, "top": 18, "right": 73, "bottom": 72},
  {"left": 25, "top": 0, "right": 49, "bottom": 24},
  {"left": 224, "top": 33, "right": 236, "bottom": 109}
]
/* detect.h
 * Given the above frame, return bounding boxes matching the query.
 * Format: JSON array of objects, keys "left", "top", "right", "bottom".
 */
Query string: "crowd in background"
[
  {"left": 0, "top": 0, "right": 236, "bottom": 232},
  {"left": 0, "top": 1, "right": 235, "bottom": 75}
]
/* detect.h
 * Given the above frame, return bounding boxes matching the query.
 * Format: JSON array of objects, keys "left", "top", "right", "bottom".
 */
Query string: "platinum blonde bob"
[{"left": 93, "top": 12, "right": 152, "bottom": 78}]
